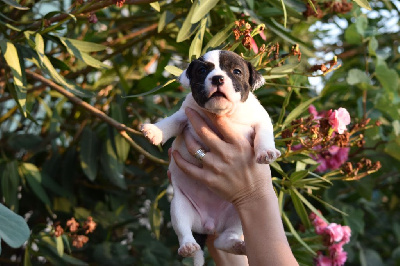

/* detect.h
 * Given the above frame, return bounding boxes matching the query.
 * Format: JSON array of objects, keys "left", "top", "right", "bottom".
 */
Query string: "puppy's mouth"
[{"left": 209, "top": 91, "right": 227, "bottom": 99}]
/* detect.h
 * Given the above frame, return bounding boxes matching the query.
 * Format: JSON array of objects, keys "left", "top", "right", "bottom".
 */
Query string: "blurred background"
[{"left": 0, "top": 0, "right": 399, "bottom": 265}]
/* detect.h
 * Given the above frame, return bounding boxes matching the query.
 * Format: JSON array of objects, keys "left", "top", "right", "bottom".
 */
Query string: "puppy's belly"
[{"left": 170, "top": 136, "right": 235, "bottom": 234}]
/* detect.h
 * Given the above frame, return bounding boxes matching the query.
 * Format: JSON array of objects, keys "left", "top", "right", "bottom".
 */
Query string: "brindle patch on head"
[{"left": 186, "top": 57, "right": 215, "bottom": 107}]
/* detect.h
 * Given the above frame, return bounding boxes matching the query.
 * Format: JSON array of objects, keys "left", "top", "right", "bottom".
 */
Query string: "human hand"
[{"left": 172, "top": 108, "right": 274, "bottom": 208}]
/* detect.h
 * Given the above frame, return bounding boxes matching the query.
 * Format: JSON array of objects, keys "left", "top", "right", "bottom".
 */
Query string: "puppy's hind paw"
[
  {"left": 140, "top": 124, "right": 163, "bottom": 145},
  {"left": 178, "top": 242, "right": 200, "bottom": 257},
  {"left": 256, "top": 148, "right": 281, "bottom": 164}
]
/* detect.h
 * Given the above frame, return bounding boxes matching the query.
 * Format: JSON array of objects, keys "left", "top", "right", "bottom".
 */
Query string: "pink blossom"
[
  {"left": 332, "top": 250, "right": 347, "bottom": 266},
  {"left": 329, "top": 108, "right": 351, "bottom": 134},
  {"left": 329, "top": 242, "right": 344, "bottom": 255},
  {"left": 313, "top": 146, "right": 349, "bottom": 173},
  {"left": 259, "top": 29, "right": 267, "bottom": 40},
  {"left": 315, "top": 253, "right": 333, "bottom": 266},
  {"left": 250, "top": 37, "right": 258, "bottom": 54},
  {"left": 308, "top": 105, "right": 319, "bottom": 118},
  {"left": 342, "top": 226, "right": 351, "bottom": 244},
  {"left": 311, "top": 212, "right": 328, "bottom": 235},
  {"left": 324, "top": 223, "right": 344, "bottom": 243}
]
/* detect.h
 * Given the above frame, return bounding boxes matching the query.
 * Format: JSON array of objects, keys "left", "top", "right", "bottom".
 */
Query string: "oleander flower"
[
  {"left": 329, "top": 107, "right": 351, "bottom": 134},
  {"left": 324, "top": 223, "right": 344, "bottom": 243},
  {"left": 313, "top": 145, "right": 350, "bottom": 173},
  {"left": 315, "top": 253, "right": 333, "bottom": 266}
]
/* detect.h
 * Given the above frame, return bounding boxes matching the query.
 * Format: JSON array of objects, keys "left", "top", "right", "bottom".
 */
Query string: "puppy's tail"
[{"left": 193, "top": 249, "right": 204, "bottom": 266}]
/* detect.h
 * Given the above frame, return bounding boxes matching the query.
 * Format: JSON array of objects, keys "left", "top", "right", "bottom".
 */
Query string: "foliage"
[{"left": 0, "top": 0, "right": 399, "bottom": 265}]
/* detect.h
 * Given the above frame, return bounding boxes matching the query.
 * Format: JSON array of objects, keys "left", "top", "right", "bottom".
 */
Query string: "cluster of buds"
[
  {"left": 309, "top": 57, "right": 338, "bottom": 75},
  {"left": 304, "top": 0, "right": 353, "bottom": 18},
  {"left": 53, "top": 216, "right": 97, "bottom": 249},
  {"left": 341, "top": 158, "right": 381, "bottom": 180},
  {"left": 233, "top": 20, "right": 254, "bottom": 50},
  {"left": 309, "top": 212, "right": 351, "bottom": 266},
  {"left": 88, "top": 12, "right": 98, "bottom": 24}
]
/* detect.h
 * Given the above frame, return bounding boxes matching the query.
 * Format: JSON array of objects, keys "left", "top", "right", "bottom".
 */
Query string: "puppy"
[{"left": 141, "top": 50, "right": 281, "bottom": 265}]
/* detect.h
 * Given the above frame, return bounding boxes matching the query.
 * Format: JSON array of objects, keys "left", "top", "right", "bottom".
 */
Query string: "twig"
[{"left": 25, "top": 69, "right": 168, "bottom": 165}]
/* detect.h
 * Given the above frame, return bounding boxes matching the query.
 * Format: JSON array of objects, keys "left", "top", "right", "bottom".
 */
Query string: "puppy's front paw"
[
  {"left": 256, "top": 148, "right": 281, "bottom": 164},
  {"left": 178, "top": 242, "right": 200, "bottom": 257},
  {"left": 140, "top": 124, "right": 163, "bottom": 145}
]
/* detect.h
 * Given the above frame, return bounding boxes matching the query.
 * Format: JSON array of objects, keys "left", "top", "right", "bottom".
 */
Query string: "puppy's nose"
[{"left": 211, "top": 75, "right": 224, "bottom": 86}]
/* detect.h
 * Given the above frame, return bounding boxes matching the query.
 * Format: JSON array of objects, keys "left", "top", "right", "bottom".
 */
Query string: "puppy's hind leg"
[
  {"left": 213, "top": 208, "right": 246, "bottom": 255},
  {"left": 171, "top": 187, "right": 201, "bottom": 258}
]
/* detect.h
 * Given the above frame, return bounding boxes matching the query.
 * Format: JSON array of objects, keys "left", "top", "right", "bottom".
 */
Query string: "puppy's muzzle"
[{"left": 211, "top": 75, "right": 224, "bottom": 86}]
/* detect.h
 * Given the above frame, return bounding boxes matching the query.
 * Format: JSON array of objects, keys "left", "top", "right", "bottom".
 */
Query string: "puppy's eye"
[
  {"left": 233, "top": 69, "right": 242, "bottom": 75},
  {"left": 198, "top": 66, "right": 207, "bottom": 75}
]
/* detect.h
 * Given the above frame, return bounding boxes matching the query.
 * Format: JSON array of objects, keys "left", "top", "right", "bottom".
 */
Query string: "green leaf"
[
  {"left": 177, "top": 0, "right": 200, "bottom": 42},
  {"left": 100, "top": 139, "right": 127, "bottom": 190},
  {"left": 164, "top": 66, "right": 183, "bottom": 76},
  {"left": 149, "top": 190, "right": 166, "bottom": 239},
  {"left": 80, "top": 128, "right": 99, "bottom": 181},
  {"left": 60, "top": 38, "right": 110, "bottom": 69},
  {"left": 375, "top": 60, "right": 399, "bottom": 93},
  {"left": 202, "top": 22, "right": 235, "bottom": 54},
  {"left": 282, "top": 97, "right": 318, "bottom": 128},
  {"left": 0, "top": 0, "right": 29, "bottom": 10},
  {"left": 344, "top": 24, "right": 363, "bottom": 44},
  {"left": 368, "top": 36, "right": 378, "bottom": 56},
  {"left": 352, "top": 0, "right": 371, "bottom": 10},
  {"left": 290, "top": 170, "right": 309, "bottom": 183},
  {"left": 246, "top": 0, "right": 254, "bottom": 9},
  {"left": 20, "top": 163, "right": 52, "bottom": 207},
  {"left": 355, "top": 16, "right": 368, "bottom": 37},
  {"left": 59, "top": 37, "right": 107, "bottom": 52},
  {"left": 55, "top": 236, "right": 64, "bottom": 257},
  {"left": 189, "top": 17, "right": 207, "bottom": 60},
  {"left": 124, "top": 78, "right": 176, "bottom": 98},
  {"left": 282, "top": 212, "right": 316, "bottom": 255},
  {"left": 191, "top": 0, "right": 219, "bottom": 23},
  {"left": 158, "top": 11, "right": 175, "bottom": 33},
  {"left": 150, "top": 1, "right": 160, "bottom": 11},
  {"left": 292, "top": 188, "right": 328, "bottom": 223},
  {"left": 290, "top": 189, "right": 312, "bottom": 228},
  {"left": 24, "top": 246, "right": 32, "bottom": 266},
  {"left": 0, "top": 39, "right": 27, "bottom": 116},
  {"left": 0, "top": 203, "right": 30, "bottom": 250},
  {"left": 1, "top": 161, "right": 20, "bottom": 211},
  {"left": 347, "top": 69, "right": 371, "bottom": 89}
]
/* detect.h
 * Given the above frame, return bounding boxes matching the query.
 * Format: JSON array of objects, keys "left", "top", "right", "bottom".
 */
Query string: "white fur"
[{"left": 141, "top": 51, "right": 280, "bottom": 265}]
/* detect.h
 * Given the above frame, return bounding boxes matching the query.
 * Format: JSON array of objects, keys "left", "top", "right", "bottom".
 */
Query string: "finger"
[
  {"left": 182, "top": 128, "right": 215, "bottom": 166},
  {"left": 172, "top": 150, "right": 210, "bottom": 184},
  {"left": 185, "top": 108, "right": 226, "bottom": 149}
]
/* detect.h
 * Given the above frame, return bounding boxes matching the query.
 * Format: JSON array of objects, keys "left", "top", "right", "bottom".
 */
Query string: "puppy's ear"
[
  {"left": 178, "top": 61, "right": 196, "bottom": 89},
  {"left": 248, "top": 62, "right": 265, "bottom": 91}
]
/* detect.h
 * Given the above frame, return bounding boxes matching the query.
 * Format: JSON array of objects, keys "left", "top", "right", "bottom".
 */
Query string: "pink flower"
[
  {"left": 308, "top": 105, "right": 319, "bottom": 118},
  {"left": 310, "top": 212, "right": 328, "bottom": 235},
  {"left": 329, "top": 242, "right": 344, "bottom": 255},
  {"left": 315, "top": 253, "right": 333, "bottom": 266},
  {"left": 313, "top": 146, "right": 349, "bottom": 173},
  {"left": 332, "top": 250, "right": 347, "bottom": 266},
  {"left": 250, "top": 37, "right": 258, "bottom": 54},
  {"left": 329, "top": 108, "right": 351, "bottom": 134},
  {"left": 324, "top": 223, "right": 344, "bottom": 243},
  {"left": 342, "top": 226, "right": 351, "bottom": 244},
  {"left": 259, "top": 29, "right": 267, "bottom": 40}
]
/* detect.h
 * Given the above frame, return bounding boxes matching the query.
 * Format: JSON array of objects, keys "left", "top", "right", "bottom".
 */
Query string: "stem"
[{"left": 25, "top": 69, "right": 168, "bottom": 165}]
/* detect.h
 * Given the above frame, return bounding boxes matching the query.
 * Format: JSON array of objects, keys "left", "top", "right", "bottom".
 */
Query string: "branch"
[{"left": 25, "top": 69, "right": 168, "bottom": 165}]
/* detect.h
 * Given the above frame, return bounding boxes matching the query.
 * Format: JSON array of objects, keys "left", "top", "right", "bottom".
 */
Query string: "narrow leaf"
[
  {"left": 158, "top": 11, "right": 175, "bottom": 33},
  {"left": 123, "top": 79, "right": 176, "bottom": 98},
  {"left": 1, "top": 161, "right": 20, "bottom": 211},
  {"left": 189, "top": 17, "right": 207, "bottom": 60},
  {"left": 202, "top": 22, "right": 235, "bottom": 54},
  {"left": 292, "top": 188, "right": 328, "bottom": 223},
  {"left": 59, "top": 37, "right": 107, "bottom": 52},
  {"left": 177, "top": 0, "right": 200, "bottom": 42},
  {"left": 282, "top": 97, "right": 318, "bottom": 128},
  {"left": 290, "top": 189, "right": 312, "bottom": 228},
  {"left": 164, "top": 65, "right": 183, "bottom": 76},
  {"left": 80, "top": 128, "right": 99, "bottom": 181},
  {"left": 191, "top": 0, "right": 220, "bottom": 23},
  {"left": 282, "top": 212, "right": 316, "bottom": 255},
  {"left": 0, "top": 40, "right": 27, "bottom": 116},
  {"left": 150, "top": 1, "right": 160, "bottom": 12},
  {"left": 55, "top": 236, "right": 64, "bottom": 256},
  {"left": 352, "top": 0, "right": 371, "bottom": 10},
  {"left": 20, "top": 163, "right": 52, "bottom": 207}
]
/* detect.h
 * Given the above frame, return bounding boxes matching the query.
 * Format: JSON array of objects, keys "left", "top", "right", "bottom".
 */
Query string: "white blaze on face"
[{"left": 202, "top": 51, "right": 241, "bottom": 104}]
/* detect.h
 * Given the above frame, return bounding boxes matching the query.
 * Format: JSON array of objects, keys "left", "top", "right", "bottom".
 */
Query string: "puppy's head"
[{"left": 179, "top": 50, "right": 265, "bottom": 115}]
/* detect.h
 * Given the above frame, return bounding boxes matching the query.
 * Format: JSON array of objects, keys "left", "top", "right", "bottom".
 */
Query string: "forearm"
[{"left": 235, "top": 179, "right": 298, "bottom": 266}]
